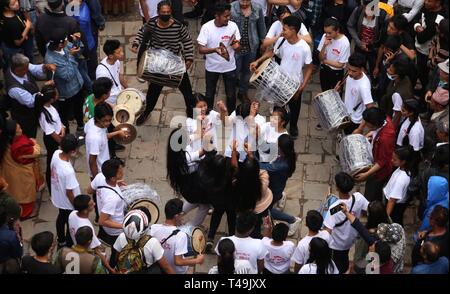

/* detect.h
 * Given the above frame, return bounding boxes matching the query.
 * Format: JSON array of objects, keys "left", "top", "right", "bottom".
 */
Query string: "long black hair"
[
  {"left": 401, "top": 99, "right": 420, "bottom": 148},
  {"left": 35, "top": 85, "right": 58, "bottom": 124},
  {"left": 234, "top": 157, "right": 262, "bottom": 212},
  {"left": 394, "top": 145, "right": 418, "bottom": 177},
  {"left": 278, "top": 134, "right": 297, "bottom": 177},
  {"left": 217, "top": 238, "right": 235, "bottom": 274},
  {"left": 307, "top": 237, "right": 335, "bottom": 274},
  {"left": 166, "top": 127, "right": 190, "bottom": 195},
  {"left": 366, "top": 200, "right": 390, "bottom": 229}
]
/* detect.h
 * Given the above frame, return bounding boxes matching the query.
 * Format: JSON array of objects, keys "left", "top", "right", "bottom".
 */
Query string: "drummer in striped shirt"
[{"left": 133, "top": 0, "right": 196, "bottom": 126}]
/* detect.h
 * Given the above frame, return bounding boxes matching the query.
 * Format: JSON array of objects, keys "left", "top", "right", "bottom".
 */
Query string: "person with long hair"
[
  {"left": 397, "top": 99, "right": 425, "bottom": 153},
  {"left": 384, "top": 146, "right": 417, "bottom": 225},
  {"left": 259, "top": 134, "right": 301, "bottom": 236},
  {"left": 208, "top": 238, "right": 253, "bottom": 274},
  {"left": 36, "top": 84, "right": 65, "bottom": 194},
  {"left": 298, "top": 237, "right": 339, "bottom": 274}
]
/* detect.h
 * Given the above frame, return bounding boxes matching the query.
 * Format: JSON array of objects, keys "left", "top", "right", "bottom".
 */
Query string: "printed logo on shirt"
[
  {"left": 291, "top": 52, "right": 301, "bottom": 61},
  {"left": 332, "top": 48, "right": 341, "bottom": 56},
  {"left": 269, "top": 255, "right": 287, "bottom": 264},
  {"left": 235, "top": 251, "right": 251, "bottom": 261},
  {"left": 51, "top": 167, "right": 60, "bottom": 185},
  {"left": 351, "top": 88, "right": 358, "bottom": 97}
]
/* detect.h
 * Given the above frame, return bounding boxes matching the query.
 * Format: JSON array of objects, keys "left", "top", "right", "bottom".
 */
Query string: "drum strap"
[
  {"left": 334, "top": 193, "right": 356, "bottom": 228},
  {"left": 160, "top": 229, "right": 180, "bottom": 245},
  {"left": 97, "top": 185, "right": 125, "bottom": 202},
  {"left": 99, "top": 63, "right": 119, "bottom": 87}
]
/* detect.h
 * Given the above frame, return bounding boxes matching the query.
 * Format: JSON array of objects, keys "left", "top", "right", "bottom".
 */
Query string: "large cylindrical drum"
[
  {"left": 312, "top": 89, "right": 350, "bottom": 131},
  {"left": 339, "top": 134, "right": 374, "bottom": 176},
  {"left": 137, "top": 48, "right": 186, "bottom": 88},
  {"left": 178, "top": 225, "right": 205, "bottom": 257},
  {"left": 121, "top": 183, "right": 161, "bottom": 225},
  {"left": 250, "top": 59, "right": 300, "bottom": 106}
]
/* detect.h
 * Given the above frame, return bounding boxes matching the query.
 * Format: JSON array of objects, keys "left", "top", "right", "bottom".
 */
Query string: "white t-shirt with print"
[
  {"left": 317, "top": 34, "right": 351, "bottom": 70},
  {"left": 291, "top": 230, "right": 331, "bottom": 266},
  {"left": 150, "top": 224, "right": 189, "bottom": 274},
  {"left": 85, "top": 118, "right": 110, "bottom": 178},
  {"left": 261, "top": 237, "right": 295, "bottom": 274},
  {"left": 68, "top": 211, "right": 101, "bottom": 249},
  {"left": 258, "top": 122, "right": 288, "bottom": 163},
  {"left": 298, "top": 261, "right": 339, "bottom": 274},
  {"left": 274, "top": 38, "right": 312, "bottom": 83},
  {"left": 138, "top": 0, "right": 162, "bottom": 19},
  {"left": 323, "top": 192, "right": 369, "bottom": 251},
  {"left": 197, "top": 20, "right": 241, "bottom": 73},
  {"left": 186, "top": 110, "right": 221, "bottom": 153},
  {"left": 50, "top": 150, "right": 80, "bottom": 210},
  {"left": 383, "top": 167, "right": 411, "bottom": 204},
  {"left": 96, "top": 58, "right": 122, "bottom": 104},
  {"left": 215, "top": 236, "right": 268, "bottom": 274},
  {"left": 396, "top": 118, "right": 424, "bottom": 151},
  {"left": 39, "top": 105, "right": 63, "bottom": 136},
  {"left": 344, "top": 73, "right": 374, "bottom": 124},
  {"left": 392, "top": 92, "right": 404, "bottom": 112},
  {"left": 90, "top": 173, "right": 124, "bottom": 236},
  {"left": 113, "top": 233, "right": 165, "bottom": 267},
  {"left": 266, "top": 20, "right": 309, "bottom": 39}
]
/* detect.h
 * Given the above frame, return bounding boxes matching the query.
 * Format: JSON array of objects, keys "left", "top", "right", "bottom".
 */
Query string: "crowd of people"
[{"left": 0, "top": 0, "right": 449, "bottom": 275}]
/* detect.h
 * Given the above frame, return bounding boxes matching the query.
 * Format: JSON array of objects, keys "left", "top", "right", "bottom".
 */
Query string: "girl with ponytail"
[
  {"left": 396, "top": 99, "right": 424, "bottom": 153},
  {"left": 208, "top": 238, "right": 252, "bottom": 274}
]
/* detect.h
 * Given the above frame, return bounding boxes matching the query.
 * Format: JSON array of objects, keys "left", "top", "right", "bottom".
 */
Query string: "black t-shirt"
[
  {"left": 0, "top": 12, "right": 28, "bottom": 48},
  {"left": 21, "top": 256, "right": 62, "bottom": 274},
  {"left": 399, "top": 32, "right": 415, "bottom": 50}
]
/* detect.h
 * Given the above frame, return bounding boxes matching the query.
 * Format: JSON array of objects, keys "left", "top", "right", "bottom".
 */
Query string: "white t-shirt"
[
  {"left": 208, "top": 259, "right": 254, "bottom": 274},
  {"left": 317, "top": 34, "right": 351, "bottom": 70},
  {"left": 85, "top": 118, "right": 110, "bottom": 178},
  {"left": 186, "top": 110, "right": 221, "bottom": 153},
  {"left": 261, "top": 237, "right": 295, "bottom": 274},
  {"left": 96, "top": 58, "right": 122, "bottom": 104},
  {"left": 298, "top": 261, "right": 339, "bottom": 274},
  {"left": 274, "top": 38, "right": 312, "bottom": 83},
  {"left": 396, "top": 118, "right": 425, "bottom": 151},
  {"left": 150, "top": 224, "right": 189, "bottom": 274},
  {"left": 258, "top": 122, "right": 288, "bottom": 163},
  {"left": 323, "top": 192, "right": 369, "bottom": 251},
  {"left": 50, "top": 150, "right": 80, "bottom": 210},
  {"left": 291, "top": 231, "right": 331, "bottom": 266},
  {"left": 68, "top": 211, "right": 101, "bottom": 249},
  {"left": 224, "top": 112, "right": 266, "bottom": 162},
  {"left": 215, "top": 236, "right": 268, "bottom": 274},
  {"left": 383, "top": 167, "right": 411, "bottom": 204},
  {"left": 392, "top": 92, "right": 404, "bottom": 112},
  {"left": 138, "top": 0, "right": 162, "bottom": 19},
  {"left": 266, "top": 20, "right": 309, "bottom": 39},
  {"left": 344, "top": 73, "right": 374, "bottom": 124},
  {"left": 197, "top": 20, "right": 241, "bottom": 73},
  {"left": 39, "top": 105, "right": 63, "bottom": 135},
  {"left": 90, "top": 173, "right": 124, "bottom": 236},
  {"left": 113, "top": 233, "right": 165, "bottom": 267}
]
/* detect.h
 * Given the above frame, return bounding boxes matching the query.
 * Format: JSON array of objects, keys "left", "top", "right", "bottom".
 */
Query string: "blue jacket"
[
  {"left": 419, "top": 176, "right": 449, "bottom": 232},
  {"left": 259, "top": 157, "right": 289, "bottom": 201},
  {"left": 45, "top": 46, "right": 84, "bottom": 99},
  {"left": 0, "top": 225, "right": 22, "bottom": 264},
  {"left": 230, "top": 1, "right": 266, "bottom": 52},
  {"left": 411, "top": 256, "right": 449, "bottom": 274}
]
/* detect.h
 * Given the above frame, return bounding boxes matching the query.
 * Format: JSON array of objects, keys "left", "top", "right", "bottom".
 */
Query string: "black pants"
[
  {"left": 320, "top": 65, "right": 344, "bottom": 92},
  {"left": 57, "top": 90, "right": 85, "bottom": 130},
  {"left": 144, "top": 72, "right": 194, "bottom": 118},
  {"left": 98, "top": 226, "right": 119, "bottom": 268},
  {"left": 364, "top": 175, "right": 387, "bottom": 202},
  {"left": 331, "top": 249, "right": 350, "bottom": 274},
  {"left": 43, "top": 134, "right": 59, "bottom": 195},
  {"left": 249, "top": 209, "right": 269, "bottom": 239},
  {"left": 87, "top": 29, "right": 99, "bottom": 80},
  {"left": 90, "top": 177, "right": 99, "bottom": 222},
  {"left": 390, "top": 202, "right": 408, "bottom": 226},
  {"left": 208, "top": 206, "right": 236, "bottom": 240},
  {"left": 205, "top": 70, "right": 237, "bottom": 114},
  {"left": 416, "top": 52, "right": 429, "bottom": 94},
  {"left": 287, "top": 92, "right": 302, "bottom": 133},
  {"left": 56, "top": 208, "right": 73, "bottom": 246}
]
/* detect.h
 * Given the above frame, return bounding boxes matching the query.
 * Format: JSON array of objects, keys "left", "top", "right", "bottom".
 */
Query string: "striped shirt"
[{"left": 133, "top": 17, "right": 194, "bottom": 61}]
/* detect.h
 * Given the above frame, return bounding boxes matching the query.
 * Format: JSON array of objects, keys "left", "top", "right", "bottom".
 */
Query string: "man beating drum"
[
  {"left": 250, "top": 16, "right": 313, "bottom": 138},
  {"left": 134, "top": 0, "right": 196, "bottom": 125}
]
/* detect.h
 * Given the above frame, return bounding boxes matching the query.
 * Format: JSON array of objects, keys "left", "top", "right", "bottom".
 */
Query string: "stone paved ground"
[{"left": 21, "top": 1, "right": 420, "bottom": 273}]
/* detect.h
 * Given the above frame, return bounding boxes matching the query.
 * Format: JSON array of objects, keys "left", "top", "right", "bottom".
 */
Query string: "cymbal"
[{"left": 113, "top": 123, "right": 137, "bottom": 145}]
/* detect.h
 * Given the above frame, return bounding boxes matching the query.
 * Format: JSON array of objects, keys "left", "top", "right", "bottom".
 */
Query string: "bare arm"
[
  {"left": 139, "top": 0, "right": 150, "bottom": 22},
  {"left": 257, "top": 259, "right": 264, "bottom": 274},
  {"left": 157, "top": 256, "right": 176, "bottom": 274},
  {"left": 294, "top": 263, "right": 302, "bottom": 274},
  {"left": 66, "top": 189, "right": 75, "bottom": 205},
  {"left": 386, "top": 198, "right": 396, "bottom": 216},
  {"left": 198, "top": 44, "right": 220, "bottom": 55},
  {"left": 98, "top": 213, "right": 122, "bottom": 230},
  {"left": 174, "top": 254, "right": 204, "bottom": 266},
  {"left": 119, "top": 73, "right": 128, "bottom": 89},
  {"left": 89, "top": 154, "right": 99, "bottom": 177},
  {"left": 399, "top": 45, "right": 416, "bottom": 60}
]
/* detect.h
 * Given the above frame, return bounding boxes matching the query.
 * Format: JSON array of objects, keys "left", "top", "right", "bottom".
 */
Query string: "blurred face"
[
  {"left": 195, "top": 100, "right": 208, "bottom": 116},
  {"left": 109, "top": 47, "right": 124, "bottom": 61},
  {"left": 216, "top": 10, "right": 231, "bottom": 26},
  {"left": 8, "top": 0, "right": 20, "bottom": 11},
  {"left": 391, "top": 152, "right": 405, "bottom": 167},
  {"left": 387, "top": 22, "right": 399, "bottom": 35},
  {"left": 13, "top": 63, "right": 29, "bottom": 77},
  {"left": 158, "top": 5, "right": 172, "bottom": 21},
  {"left": 439, "top": 68, "right": 449, "bottom": 82},
  {"left": 115, "top": 165, "right": 124, "bottom": 181},
  {"left": 400, "top": 105, "right": 412, "bottom": 117},
  {"left": 15, "top": 124, "right": 22, "bottom": 137},
  {"left": 239, "top": 0, "right": 251, "bottom": 9},
  {"left": 281, "top": 24, "right": 296, "bottom": 39},
  {"left": 424, "top": 0, "right": 440, "bottom": 10},
  {"left": 88, "top": 198, "right": 95, "bottom": 212},
  {"left": 324, "top": 26, "right": 338, "bottom": 40},
  {"left": 270, "top": 111, "right": 283, "bottom": 128},
  {"left": 347, "top": 64, "right": 362, "bottom": 79},
  {"left": 280, "top": 12, "right": 291, "bottom": 21},
  {"left": 97, "top": 115, "right": 112, "bottom": 128}
]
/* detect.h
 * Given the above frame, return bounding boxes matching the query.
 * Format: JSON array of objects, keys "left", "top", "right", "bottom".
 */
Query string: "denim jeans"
[
  {"left": 205, "top": 69, "right": 237, "bottom": 113},
  {"left": 235, "top": 51, "right": 256, "bottom": 95},
  {"left": 270, "top": 207, "right": 295, "bottom": 224}
]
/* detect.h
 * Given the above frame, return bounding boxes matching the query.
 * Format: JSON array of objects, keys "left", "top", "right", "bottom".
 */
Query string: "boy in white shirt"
[
  {"left": 197, "top": 1, "right": 241, "bottom": 113},
  {"left": 87, "top": 158, "right": 126, "bottom": 268},
  {"left": 215, "top": 211, "right": 268, "bottom": 274},
  {"left": 323, "top": 172, "right": 369, "bottom": 273},
  {"left": 150, "top": 198, "right": 205, "bottom": 274},
  {"left": 337, "top": 53, "right": 376, "bottom": 134},
  {"left": 251, "top": 15, "right": 313, "bottom": 137},
  {"left": 261, "top": 223, "right": 295, "bottom": 274},
  {"left": 292, "top": 210, "right": 331, "bottom": 273},
  {"left": 50, "top": 134, "right": 81, "bottom": 249}
]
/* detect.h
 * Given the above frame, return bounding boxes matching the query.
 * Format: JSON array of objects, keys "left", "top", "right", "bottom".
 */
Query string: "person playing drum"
[
  {"left": 250, "top": 15, "right": 313, "bottom": 138},
  {"left": 134, "top": 1, "right": 196, "bottom": 125}
]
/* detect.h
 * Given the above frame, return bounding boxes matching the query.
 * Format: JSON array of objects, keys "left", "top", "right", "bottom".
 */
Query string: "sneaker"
[
  {"left": 205, "top": 240, "right": 214, "bottom": 254},
  {"left": 208, "top": 208, "right": 214, "bottom": 215},
  {"left": 315, "top": 124, "right": 322, "bottom": 131},
  {"left": 136, "top": 76, "right": 146, "bottom": 83},
  {"left": 288, "top": 217, "right": 302, "bottom": 237},
  {"left": 277, "top": 192, "right": 287, "bottom": 210},
  {"left": 136, "top": 111, "right": 151, "bottom": 126}
]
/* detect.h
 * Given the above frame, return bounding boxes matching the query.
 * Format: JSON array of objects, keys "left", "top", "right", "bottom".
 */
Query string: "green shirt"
[{"left": 83, "top": 94, "right": 95, "bottom": 124}]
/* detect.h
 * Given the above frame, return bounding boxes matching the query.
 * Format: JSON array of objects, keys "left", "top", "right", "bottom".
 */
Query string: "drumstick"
[{"left": 336, "top": 72, "right": 348, "bottom": 89}]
